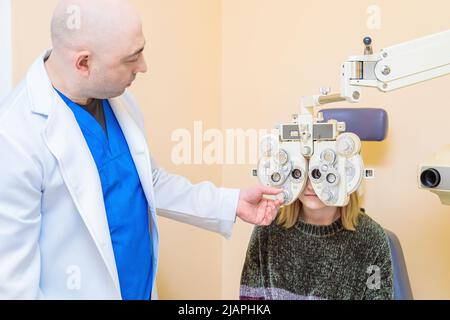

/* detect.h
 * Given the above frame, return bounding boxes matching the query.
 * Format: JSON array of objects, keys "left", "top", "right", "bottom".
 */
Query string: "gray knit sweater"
[{"left": 240, "top": 213, "right": 394, "bottom": 300}]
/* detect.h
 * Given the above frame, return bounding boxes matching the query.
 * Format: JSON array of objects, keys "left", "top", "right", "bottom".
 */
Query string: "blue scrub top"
[{"left": 55, "top": 89, "right": 152, "bottom": 300}]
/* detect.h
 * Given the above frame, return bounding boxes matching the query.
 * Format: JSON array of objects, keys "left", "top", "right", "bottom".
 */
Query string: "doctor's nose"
[{"left": 137, "top": 55, "right": 148, "bottom": 74}]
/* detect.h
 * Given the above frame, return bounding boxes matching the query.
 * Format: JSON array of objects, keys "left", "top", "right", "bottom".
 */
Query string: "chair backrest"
[
  {"left": 320, "top": 108, "right": 389, "bottom": 141},
  {"left": 384, "top": 229, "right": 414, "bottom": 300}
]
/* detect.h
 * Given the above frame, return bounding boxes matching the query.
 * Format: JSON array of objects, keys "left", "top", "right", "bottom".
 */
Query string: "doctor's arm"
[
  {"left": 0, "top": 132, "right": 43, "bottom": 299},
  {"left": 150, "top": 156, "right": 282, "bottom": 239}
]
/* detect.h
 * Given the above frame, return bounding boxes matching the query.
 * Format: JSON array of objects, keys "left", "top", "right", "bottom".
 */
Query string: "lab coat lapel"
[
  {"left": 35, "top": 91, "right": 121, "bottom": 295},
  {"left": 108, "top": 97, "right": 156, "bottom": 209}
]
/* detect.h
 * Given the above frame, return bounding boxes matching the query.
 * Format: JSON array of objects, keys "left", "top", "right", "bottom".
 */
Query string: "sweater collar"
[{"left": 295, "top": 218, "right": 344, "bottom": 237}]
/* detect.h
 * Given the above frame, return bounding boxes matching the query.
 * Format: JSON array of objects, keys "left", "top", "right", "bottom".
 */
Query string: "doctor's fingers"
[
  {"left": 259, "top": 186, "right": 284, "bottom": 196},
  {"left": 260, "top": 202, "right": 278, "bottom": 226}
]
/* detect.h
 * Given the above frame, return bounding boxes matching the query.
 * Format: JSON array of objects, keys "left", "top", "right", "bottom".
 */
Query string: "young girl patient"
[{"left": 240, "top": 179, "right": 393, "bottom": 300}]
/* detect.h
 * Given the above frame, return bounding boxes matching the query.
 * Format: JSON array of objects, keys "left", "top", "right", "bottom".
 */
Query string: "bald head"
[
  {"left": 46, "top": 0, "right": 147, "bottom": 101},
  {"left": 51, "top": 0, "right": 142, "bottom": 54}
]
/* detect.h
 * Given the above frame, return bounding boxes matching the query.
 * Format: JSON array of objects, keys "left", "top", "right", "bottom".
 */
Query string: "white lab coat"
[{"left": 0, "top": 50, "right": 240, "bottom": 300}]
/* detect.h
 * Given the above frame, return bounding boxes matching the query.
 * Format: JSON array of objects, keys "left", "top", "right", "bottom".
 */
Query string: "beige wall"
[
  {"left": 12, "top": 0, "right": 57, "bottom": 83},
  {"left": 10, "top": 0, "right": 450, "bottom": 300}
]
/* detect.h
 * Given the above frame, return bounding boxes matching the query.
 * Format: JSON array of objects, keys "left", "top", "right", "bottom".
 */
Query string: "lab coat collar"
[
  {"left": 27, "top": 49, "right": 55, "bottom": 117},
  {"left": 109, "top": 97, "right": 146, "bottom": 155}
]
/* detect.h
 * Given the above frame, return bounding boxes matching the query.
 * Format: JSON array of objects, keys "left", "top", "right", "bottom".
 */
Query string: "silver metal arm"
[
  {"left": 301, "top": 29, "right": 450, "bottom": 109},
  {"left": 342, "top": 29, "right": 450, "bottom": 102}
]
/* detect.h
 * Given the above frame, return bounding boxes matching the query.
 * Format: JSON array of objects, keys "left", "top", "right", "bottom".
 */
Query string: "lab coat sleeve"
[
  {"left": 0, "top": 131, "right": 43, "bottom": 299},
  {"left": 150, "top": 156, "right": 240, "bottom": 239}
]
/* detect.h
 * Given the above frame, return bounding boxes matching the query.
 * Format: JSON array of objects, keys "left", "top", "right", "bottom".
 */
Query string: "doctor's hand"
[{"left": 236, "top": 186, "right": 284, "bottom": 226}]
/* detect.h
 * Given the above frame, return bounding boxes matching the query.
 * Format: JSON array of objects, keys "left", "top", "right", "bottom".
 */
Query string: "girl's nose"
[{"left": 305, "top": 179, "right": 314, "bottom": 191}]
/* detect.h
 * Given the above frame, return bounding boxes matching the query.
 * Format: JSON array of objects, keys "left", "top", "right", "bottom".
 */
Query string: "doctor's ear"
[{"left": 74, "top": 51, "right": 92, "bottom": 76}]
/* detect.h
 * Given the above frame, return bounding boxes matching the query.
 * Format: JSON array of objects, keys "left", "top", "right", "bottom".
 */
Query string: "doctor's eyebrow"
[{"left": 126, "top": 43, "right": 146, "bottom": 60}]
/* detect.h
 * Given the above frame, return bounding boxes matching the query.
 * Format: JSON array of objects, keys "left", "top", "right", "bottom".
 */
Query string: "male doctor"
[{"left": 0, "top": 0, "right": 283, "bottom": 300}]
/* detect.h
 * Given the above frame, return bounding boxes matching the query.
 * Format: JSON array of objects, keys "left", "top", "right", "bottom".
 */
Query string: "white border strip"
[{"left": 0, "top": 0, "right": 12, "bottom": 103}]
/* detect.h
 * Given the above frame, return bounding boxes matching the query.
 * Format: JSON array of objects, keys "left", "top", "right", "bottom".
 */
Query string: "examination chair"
[
  {"left": 384, "top": 229, "right": 414, "bottom": 300},
  {"left": 321, "top": 108, "right": 414, "bottom": 300}
]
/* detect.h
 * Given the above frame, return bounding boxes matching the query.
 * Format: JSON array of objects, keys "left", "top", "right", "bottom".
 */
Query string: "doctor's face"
[{"left": 90, "top": 29, "right": 148, "bottom": 99}]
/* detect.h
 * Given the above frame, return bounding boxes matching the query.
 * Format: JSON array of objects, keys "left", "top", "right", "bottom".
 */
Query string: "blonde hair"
[{"left": 276, "top": 192, "right": 362, "bottom": 231}]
